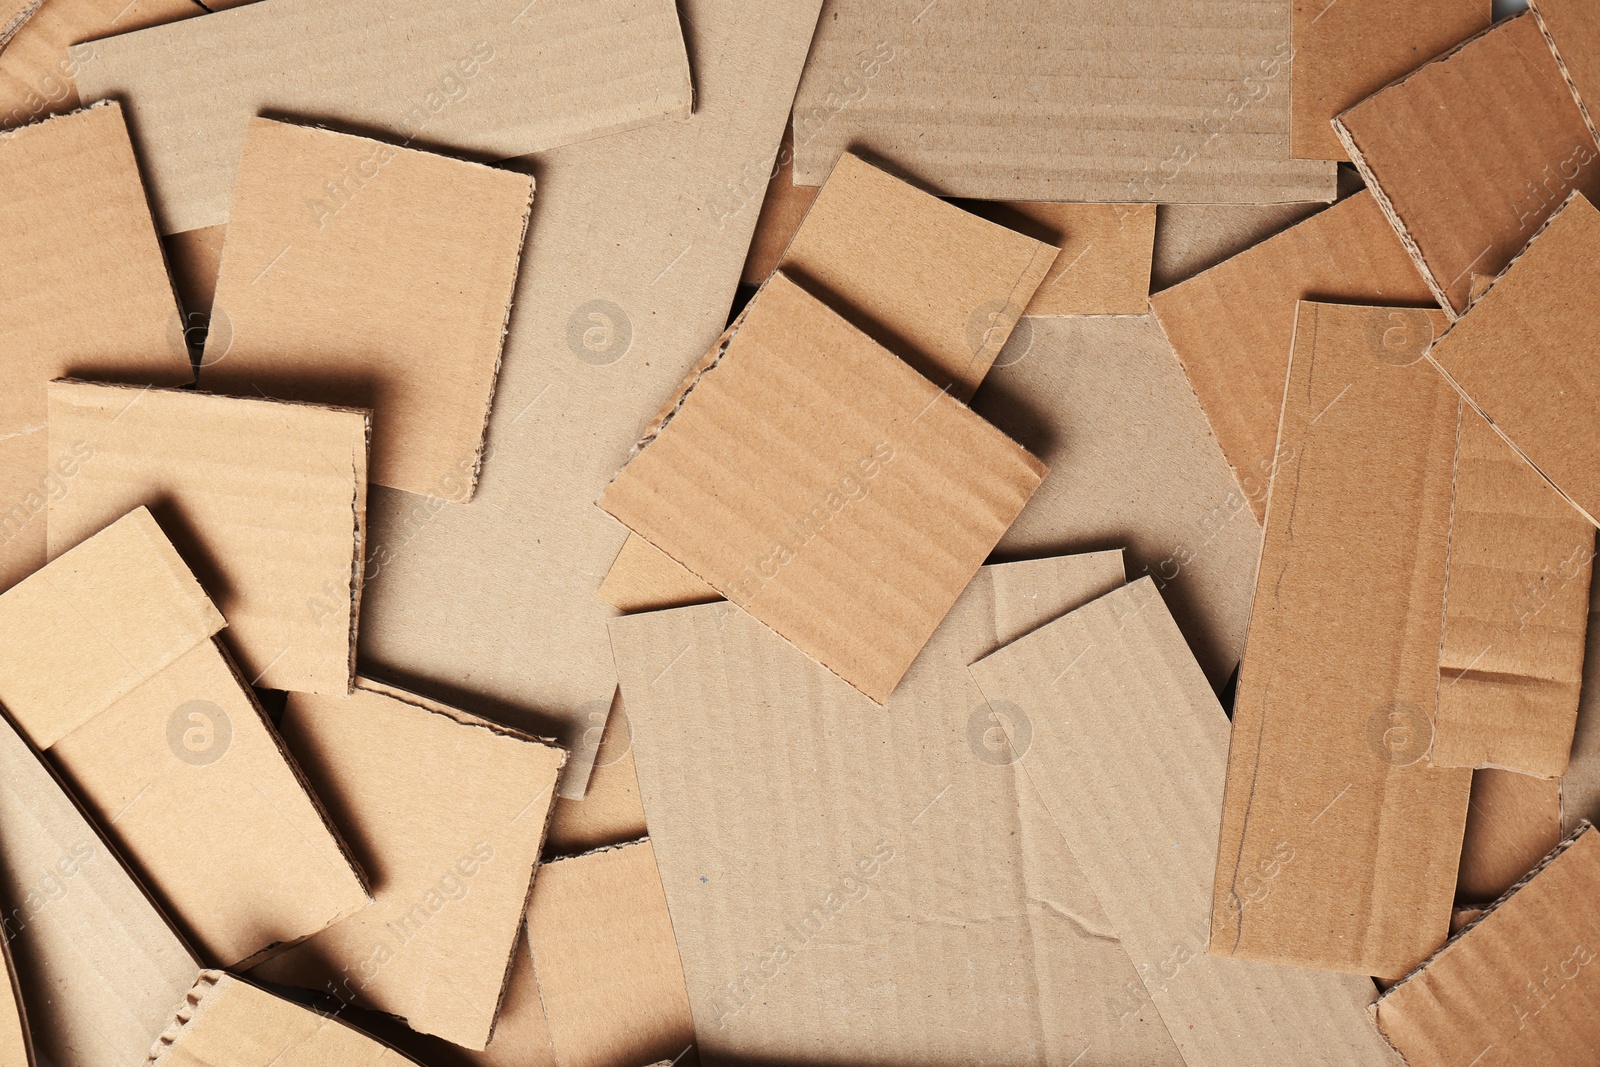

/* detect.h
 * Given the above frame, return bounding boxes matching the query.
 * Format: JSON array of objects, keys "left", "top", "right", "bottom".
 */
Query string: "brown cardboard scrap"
[
  {"left": 47, "top": 379, "right": 370, "bottom": 696},
  {"left": 790, "top": 0, "right": 1335, "bottom": 203},
  {"left": 526, "top": 840, "right": 693, "bottom": 1067},
  {"left": 1457, "top": 770, "right": 1563, "bottom": 905},
  {"left": 162, "top": 223, "right": 225, "bottom": 323},
  {"left": 611, "top": 554, "right": 1187, "bottom": 1065},
  {"left": 1333, "top": 13, "right": 1600, "bottom": 316},
  {"left": 72, "top": 0, "right": 693, "bottom": 235},
  {"left": 250, "top": 679, "right": 565, "bottom": 1051},
  {"left": 961, "top": 202, "right": 1157, "bottom": 316},
  {"left": 0, "top": 102, "right": 192, "bottom": 592},
  {"left": 1433, "top": 411, "right": 1593, "bottom": 776},
  {"left": 973, "top": 314, "right": 1261, "bottom": 689},
  {"left": 596, "top": 535, "right": 718, "bottom": 615},
  {"left": 1290, "top": 0, "right": 1490, "bottom": 161},
  {"left": 1149, "top": 190, "right": 1434, "bottom": 523},
  {"left": 1213, "top": 302, "right": 1472, "bottom": 981},
  {"left": 1533, "top": 0, "right": 1600, "bottom": 141},
  {"left": 739, "top": 126, "right": 817, "bottom": 287},
  {"left": 968, "top": 579, "right": 1401, "bottom": 1067},
  {"left": 0, "top": 935, "right": 31, "bottom": 1067},
  {"left": 1372, "top": 825, "right": 1600, "bottom": 1067},
  {"left": 1565, "top": 569, "right": 1600, "bottom": 836},
  {"left": 600, "top": 272, "right": 1046, "bottom": 704},
  {"left": 198, "top": 118, "right": 532, "bottom": 501}
]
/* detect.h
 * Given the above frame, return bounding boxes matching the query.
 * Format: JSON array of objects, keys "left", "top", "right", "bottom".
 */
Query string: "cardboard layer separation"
[
  {"left": 1372, "top": 825, "right": 1600, "bottom": 1066},
  {"left": 47, "top": 380, "right": 370, "bottom": 696},
  {"left": 960, "top": 202, "right": 1158, "bottom": 316},
  {"left": 600, "top": 272, "right": 1046, "bottom": 705},
  {"left": 611, "top": 554, "right": 1186, "bottom": 1065},
  {"left": 789, "top": 0, "right": 1335, "bottom": 203},
  {"left": 198, "top": 118, "right": 533, "bottom": 501},
  {"left": 1213, "top": 302, "right": 1472, "bottom": 981},
  {"left": 72, "top": 0, "right": 692, "bottom": 235},
  {"left": 1149, "top": 189, "right": 1435, "bottom": 523},
  {"left": 969, "top": 580, "right": 1400, "bottom": 1067},
  {"left": 1457, "top": 770, "right": 1563, "bottom": 904},
  {"left": 1333, "top": 13, "right": 1600, "bottom": 316},
  {"left": 250, "top": 679, "right": 565, "bottom": 1051},
  {"left": 0, "top": 102, "right": 192, "bottom": 592}
]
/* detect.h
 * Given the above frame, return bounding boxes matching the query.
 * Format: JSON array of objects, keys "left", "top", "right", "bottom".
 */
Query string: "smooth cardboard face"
[
  {"left": 1457, "top": 770, "right": 1563, "bottom": 904},
  {"left": 46, "top": 380, "right": 370, "bottom": 696},
  {"left": 961, "top": 202, "right": 1157, "bottom": 316},
  {"left": 198, "top": 118, "right": 533, "bottom": 501}
]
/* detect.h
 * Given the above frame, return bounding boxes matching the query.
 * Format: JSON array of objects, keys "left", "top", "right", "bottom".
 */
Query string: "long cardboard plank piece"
[
  {"left": 969, "top": 580, "right": 1400, "bottom": 1067},
  {"left": 1213, "top": 302, "right": 1472, "bottom": 981},
  {"left": 611, "top": 554, "right": 1186, "bottom": 1065},
  {"left": 789, "top": 0, "right": 1335, "bottom": 203},
  {"left": 47, "top": 380, "right": 370, "bottom": 696},
  {"left": 72, "top": 0, "right": 692, "bottom": 235},
  {"left": 198, "top": 118, "right": 532, "bottom": 501},
  {"left": 1457, "top": 769, "right": 1563, "bottom": 905},
  {"left": 1333, "top": 13, "right": 1600, "bottom": 316},
  {"left": 0, "top": 102, "right": 192, "bottom": 592}
]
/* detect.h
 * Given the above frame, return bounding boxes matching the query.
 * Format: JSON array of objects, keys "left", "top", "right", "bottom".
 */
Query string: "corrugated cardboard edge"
[
  {"left": 0, "top": 929, "right": 35, "bottom": 1067},
  {"left": 1531, "top": 1, "right": 1600, "bottom": 164}
]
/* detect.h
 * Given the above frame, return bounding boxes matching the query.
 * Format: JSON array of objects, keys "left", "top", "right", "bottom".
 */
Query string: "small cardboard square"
[
  {"left": 600, "top": 272, "right": 1046, "bottom": 704},
  {"left": 198, "top": 118, "right": 533, "bottom": 501},
  {"left": 47, "top": 380, "right": 370, "bottom": 695},
  {"left": 1457, "top": 769, "right": 1563, "bottom": 904},
  {"left": 961, "top": 202, "right": 1157, "bottom": 316}
]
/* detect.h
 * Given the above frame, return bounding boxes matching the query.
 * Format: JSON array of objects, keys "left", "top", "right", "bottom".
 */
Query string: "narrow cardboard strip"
[
  {"left": 1457, "top": 770, "right": 1564, "bottom": 905},
  {"left": 960, "top": 202, "right": 1157, "bottom": 316}
]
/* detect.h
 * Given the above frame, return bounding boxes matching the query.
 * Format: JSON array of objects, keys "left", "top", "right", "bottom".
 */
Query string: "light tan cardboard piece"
[
  {"left": 969, "top": 579, "right": 1400, "bottom": 1067},
  {"left": 612, "top": 554, "right": 1188, "bottom": 1065},
  {"left": 1372, "top": 825, "right": 1600, "bottom": 1066},
  {"left": 1533, "top": 0, "right": 1600, "bottom": 140},
  {"left": 353, "top": 0, "right": 825, "bottom": 846},
  {"left": 1213, "top": 302, "right": 1472, "bottom": 981},
  {"left": 250, "top": 679, "right": 565, "bottom": 1051},
  {"left": 789, "top": 0, "right": 1334, "bottom": 203},
  {"left": 1457, "top": 769, "right": 1564, "bottom": 905},
  {"left": 961, "top": 202, "right": 1158, "bottom": 316},
  {"left": 0, "top": 102, "right": 192, "bottom": 592},
  {"left": 198, "top": 118, "right": 532, "bottom": 501},
  {"left": 526, "top": 840, "right": 693, "bottom": 1067},
  {"left": 1333, "top": 13, "right": 1600, "bottom": 317},
  {"left": 47, "top": 380, "right": 370, "bottom": 696},
  {"left": 1290, "top": 0, "right": 1489, "bottom": 161},
  {"left": 1150, "top": 189, "right": 1435, "bottom": 523},
  {"left": 600, "top": 272, "right": 1046, "bottom": 705},
  {"left": 148, "top": 971, "right": 419, "bottom": 1066},
  {"left": 973, "top": 314, "right": 1261, "bottom": 690},
  {"left": 72, "top": 0, "right": 692, "bottom": 235},
  {"left": 596, "top": 535, "right": 720, "bottom": 616},
  {"left": 0, "top": 934, "right": 31, "bottom": 1067}
]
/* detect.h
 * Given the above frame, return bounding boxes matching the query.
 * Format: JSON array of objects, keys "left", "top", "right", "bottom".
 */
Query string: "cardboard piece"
[
  {"left": 0, "top": 102, "right": 193, "bottom": 592},
  {"left": 526, "top": 840, "right": 693, "bottom": 1067},
  {"left": 973, "top": 314, "right": 1261, "bottom": 689},
  {"left": 0, "top": 0, "right": 38, "bottom": 48},
  {"left": 789, "top": 0, "right": 1335, "bottom": 203},
  {"left": 1372, "top": 825, "right": 1600, "bottom": 1066},
  {"left": 600, "top": 272, "right": 1046, "bottom": 704},
  {"left": 0, "top": 935, "right": 31, "bottom": 1067},
  {"left": 163, "top": 223, "right": 226, "bottom": 322},
  {"left": 1458, "top": 770, "right": 1564, "bottom": 905},
  {"left": 47, "top": 380, "right": 370, "bottom": 696},
  {"left": 250, "top": 679, "right": 565, "bottom": 1051},
  {"left": 961, "top": 202, "right": 1158, "bottom": 316},
  {"left": 1212, "top": 302, "right": 1472, "bottom": 981},
  {"left": 1150, "top": 190, "right": 1435, "bottom": 522},
  {"left": 198, "top": 118, "right": 533, "bottom": 501},
  {"left": 1333, "top": 13, "right": 1600, "bottom": 316},
  {"left": 72, "top": 0, "right": 692, "bottom": 235},
  {"left": 1565, "top": 570, "right": 1600, "bottom": 836},
  {"left": 1534, "top": 0, "right": 1600, "bottom": 141},
  {"left": 968, "top": 579, "right": 1400, "bottom": 1066},
  {"left": 740, "top": 126, "right": 817, "bottom": 287},
  {"left": 1290, "top": 0, "right": 1490, "bottom": 161},
  {"left": 612, "top": 554, "right": 1188, "bottom": 1065},
  {"left": 596, "top": 535, "right": 719, "bottom": 615}
]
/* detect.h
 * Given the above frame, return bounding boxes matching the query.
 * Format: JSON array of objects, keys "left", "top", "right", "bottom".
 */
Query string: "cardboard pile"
[{"left": 2, "top": 0, "right": 1599, "bottom": 1063}]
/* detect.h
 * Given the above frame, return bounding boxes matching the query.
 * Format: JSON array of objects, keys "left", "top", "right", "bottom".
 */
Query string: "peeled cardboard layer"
[
  {"left": 1213, "top": 302, "right": 1472, "bottom": 981},
  {"left": 1290, "top": 0, "right": 1490, "bottom": 161},
  {"left": 47, "top": 380, "right": 370, "bottom": 696},
  {"left": 199, "top": 118, "right": 533, "bottom": 501},
  {"left": 790, "top": 0, "right": 1335, "bottom": 203},
  {"left": 72, "top": 0, "right": 692, "bottom": 235},
  {"left": 0, "top": 936, "right": 30, "bottom": 1067},
  {"left": 0, "top": 102, "right": 192, "bottom": 591},
  {"left": 251, "top": 680, "right": 564, "bottom": 1051},
  {"left": 1373, "top": 826, "right": 1600, "bottom": 1066},
  {"left": 1334, "top": 13, "right": 1600, "bottom": 316},
  {"left": 601, "top": 272, "right": 1045, "bottom": 704},
  {"left": 969, "top": 580, "right": 1399, "bottom": 1067},
  {"left": 961, "top": 202, "right": 1158, "bottom": 316},
  {"left": 612, "top": 555, "right": 1186, "bottom": 1065},
  {"left": 1150, "top": 190, "right": 1434, "bottom": 522},
  {"left": 1457, "top": 770, "right": 1563, "bottom": 905}
]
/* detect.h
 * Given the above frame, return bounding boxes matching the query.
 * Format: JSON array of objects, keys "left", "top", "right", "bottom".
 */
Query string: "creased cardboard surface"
[
  {"left": 790, "top": 0, "right": 1334, "bottom": 203},
  {"left": 72, "top": 0, "right": 693, "bottom": 235},
  {"left": 198, "top": 118, "right": 532, "bottom": 501},
  {"left": 611, "top": 554, "right": 1187, "bottom": 1066},
  {"left": 962, "top": 202, "right": 1157, "bottom": 317},
  {"left": 1457, "top": 769, "right": 1563, "bottom": 905},
  {"left": 969, "top": 579, "right": 1399, "bottom": 1067},
  {"left": 1213, "top": 302, "right": 1471, "bottom": 981},
  {"left": 47, "top": 380, "right": 370, "bottom": 696}
]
